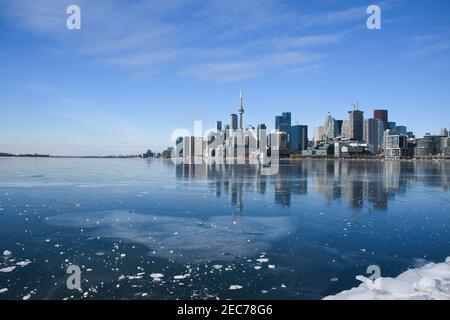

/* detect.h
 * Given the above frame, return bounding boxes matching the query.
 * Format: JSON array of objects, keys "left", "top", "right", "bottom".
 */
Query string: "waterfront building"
[
  {"left": 183, "top": 136, "right": 194, "bottom": 158},
  {"left": 442, "top": 137, "right": 450, "bottom": 157},
  {"left": 348, "top": 109, "right": 364, "bottom": 142},
  {"left": 289, "top": 125, "right": 308, "bottom": 152},
  {"left": 175, "top": 137, "right": 183, "bottom": 157},
  {"left": 415, "top": 135, "right": 442, "bottom": 157},
  {"left": 385, "top": 134, "right": 413, "bottom": 160},
  {"left": 363, "top": 118, "right": 384, "bottom": 151},
  {"left": 373, "top": 109, "right": 388, "bottom": 127}
]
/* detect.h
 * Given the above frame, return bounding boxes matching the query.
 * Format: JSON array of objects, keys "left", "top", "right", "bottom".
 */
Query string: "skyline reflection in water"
[{"left": 174, "top": 160, "right": 450, "bottom": 214}]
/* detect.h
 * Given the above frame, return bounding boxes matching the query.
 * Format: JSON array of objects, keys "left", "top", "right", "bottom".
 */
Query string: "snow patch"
[{"left": 324, "top": 257, "right": 450, "bottom": 300}]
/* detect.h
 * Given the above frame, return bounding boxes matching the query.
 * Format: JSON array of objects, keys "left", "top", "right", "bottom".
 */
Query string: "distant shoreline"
[{"left": 1, "top": 154, "right": 449, "bottom": 163}]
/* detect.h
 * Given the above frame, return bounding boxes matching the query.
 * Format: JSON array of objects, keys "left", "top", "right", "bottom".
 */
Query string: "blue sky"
[{"left": 0, "top": 0, "right": 450, "bottom": 156}]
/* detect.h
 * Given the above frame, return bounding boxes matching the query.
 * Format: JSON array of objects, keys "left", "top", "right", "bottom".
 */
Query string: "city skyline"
[{"left": 1, "top": 0, "right": 450, "bottom": 156}]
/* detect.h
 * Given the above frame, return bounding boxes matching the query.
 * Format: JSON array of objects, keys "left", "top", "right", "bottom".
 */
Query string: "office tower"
[
  {"left": 238, "top": 89, "right": 244, "bottom": 130},
  {"left": 415, "top": 135, "right": 442, "bottom": 157},
  {"left": 341, "top": 120, "right": 349, "bottom": 139},
  {"left": 275, "top": 112, "right": 291, "bottom": 133},
  {"left": 313, "top": 126, "right": 325, "bottom": 145},
  {"left": 275, "top": 116, "right": 283, "bottom": 131},
  {"left": 336, "top": 120, "right": 343, "bottom": 136},
  {"left": 269, "top": 132, "right": 287, "bottom": 149},
  {"left": 374, "top": 109, "right": 388, "bottom": 127},
  {"left": 289, "top": 125, "right": 308, "bottom": 151},
  {"left": 348, "top": 109, "right": 364, "bottom": 141},
  {"left": 364, "top": 118, "right": 384, "bottom": 148},
  {"left": 395, "top": 126, "right": 407, "bottom": 135},
  {"left": 440, "top": 128, "right": 449, "bottom": 137},
  {"left": 387, "top": 122, "right": 396, "bottom": 130},
  {"left": 257, "top": 124, "right": 267, "bottom": 149},
  {"left": 324, "top": 113, "right": 338, "bottom": 141},
  {"left": 229, "top": 114, "right": 238, "bottom": 131},
  {"left": 183, "top": 136, "right": 194, "bottom": 158},
  {"left": 216, "top": 121, "right": 222, "bottom": 132},
  {"left": 175, "top": 137, "right": 183, "bottom": 157}
]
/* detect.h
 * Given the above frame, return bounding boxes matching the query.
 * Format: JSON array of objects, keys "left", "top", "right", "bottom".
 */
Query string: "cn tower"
[{"left": 238, "top": 88, "right": 244, "bottom": 130}]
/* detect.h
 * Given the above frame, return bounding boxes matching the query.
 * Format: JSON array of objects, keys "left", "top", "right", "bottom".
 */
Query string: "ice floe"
[
  {"left": 16, "top": 260, "right": 32, "bottom": 267},
  {"left": 3, "top": 250, "right": 12, "bottom": 257},
  {"left": 229, "top": 285, "right": 243, "bottom": 290},
  {"left": 324, "top": 257, "right": 450, "bottom": 300},
  {"left": 0, "top": 266, "right": 16, "bottom": 273}
]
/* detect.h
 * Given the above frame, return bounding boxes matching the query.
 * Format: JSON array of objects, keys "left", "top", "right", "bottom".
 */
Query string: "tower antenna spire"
[{"left": 238, "top": 87, "right": 244, "bottom": 130}]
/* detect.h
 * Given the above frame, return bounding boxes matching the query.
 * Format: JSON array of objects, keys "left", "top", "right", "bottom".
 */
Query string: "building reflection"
[{"left": 173, "top": 160, "right": 450, "bottom": 214}]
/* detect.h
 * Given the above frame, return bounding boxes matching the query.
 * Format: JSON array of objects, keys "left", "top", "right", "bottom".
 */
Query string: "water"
[{"left": 0, "top": 158, "right": 449, "bottom": 300}]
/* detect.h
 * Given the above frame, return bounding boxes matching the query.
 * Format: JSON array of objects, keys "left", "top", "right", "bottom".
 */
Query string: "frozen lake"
[{"left": 0, "top": 158, "right": 449, "bottom": 300}]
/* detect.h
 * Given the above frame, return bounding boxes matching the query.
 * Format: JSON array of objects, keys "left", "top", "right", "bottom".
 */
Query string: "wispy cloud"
[
  {"left": 404, "top": 29, "right": 450, "bottom": 58},
  {"left": 181, "top": 51, "right": 322, "bottom": 82},
  {"left": 0, "top": 0, "right": 370, "bottom": 82}
]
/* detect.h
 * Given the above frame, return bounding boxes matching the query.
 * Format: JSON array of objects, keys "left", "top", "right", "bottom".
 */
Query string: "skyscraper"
[
  {"left": 275, "top": 112, "right": 291, "bottom": 133},
  {"left": 439, "top": 128, "right": 449, "bottom": 137},
  {"left": 289, "top": 125, "right": 308, "bottom": 151},
  {"left": 238, "top": 89, "right": 244, "bottom": 130},
  {"left": 374, "top": 109, "right": 388, "bottom": 127},
  {"left": 216, "top": 121, "right": 222, "bottom": 132},
  {"left": 364, "top": 118, "right": 384, "bottom": 148},
  {"left": 257, "top": 124, "right": 267, "bottom": 149},
  {"left": 324, "top": 113, "right": 338, "bottom": 141},
  {"left": 348, "top": 109, "right": 364, "bottom": 141},
  {"left": 229, "top": 114, "right": 238, "bottom": 131}
]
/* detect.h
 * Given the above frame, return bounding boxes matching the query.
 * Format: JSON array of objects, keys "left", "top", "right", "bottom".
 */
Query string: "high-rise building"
[
  {"left": 348, "top": 109, "right": 364, "bottom": 141},
  {"left": 341, "top": 120, "right": 349, "bottom": 140},
  {"left": 323, "top": 113, "right": 339, "bottom": 141},
  {"left": 229, "top": 114, "right": 238, "bottom": 131},
  {"left": 289, "top": 125, "right": 308, "bottom": 151},
  {"left": 386, "top": 122, "right": 396, "bottom": 130},
  {"left": 257, "top": 124, "right": 267, "bottom": 149},
  {"left": 440, "top": 128, "right": 449, "bottom": 137},
  {"left": 374, "top": 109, "right": 388, "bottom": 127},
  {"left": 336, "top": 120, "right": 343, "bottom": 137},
  {"left": 275, "top": 112, "right": 291, "bottom": 133},
  {"left": 216, "top": 121, "right": 222, "bottom": 132},
  {"left": 363, "top": 118, "right": 384, "bottom": 148},
  {"left": 395, "top": 126, "right": 407, "bottom": 135},
  {"left": 313, "top": 126, "right": 325, "bottom": 145}
]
